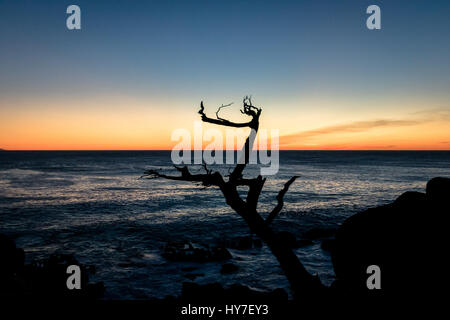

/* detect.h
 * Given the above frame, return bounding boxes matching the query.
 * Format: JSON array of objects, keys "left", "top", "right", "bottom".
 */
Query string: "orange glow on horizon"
[{"left": 1, "top": 97, "right": 449, "bottom": 151}]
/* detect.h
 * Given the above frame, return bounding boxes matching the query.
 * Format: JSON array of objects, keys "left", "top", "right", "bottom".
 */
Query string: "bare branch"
[
  {"left": 266, "top": 176, "right": 299, "bottom": 225},
  {"left": 201, "top": 162, "right": 212, "bottom": 175},
  {"left": 240, "top": 96, "right": 261, "bottom": 119},
  {"left": 234, "top": 177, "right": 263, "bottom": 186},
  {"left": 246, "top": 175, "right": 266, "bottom": 210},
  {"left": 199, "top": 101, "right": 253, "bottom": 128},
  {"left": 144, "top": 98, "right": 324, "bottom": 296},
  {"left": 215, "top": 102, "right": 234, "bottom": 121},
  {"left": 143, "top": 165, "right": 225, "bottom": 187}
]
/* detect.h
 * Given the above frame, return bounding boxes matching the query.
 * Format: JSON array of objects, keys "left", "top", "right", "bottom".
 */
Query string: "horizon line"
[{"left": 1, "top": 149, "right": 450, "bottom": 152}]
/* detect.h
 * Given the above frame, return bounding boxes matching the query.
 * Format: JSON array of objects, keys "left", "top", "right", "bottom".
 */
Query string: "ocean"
[{"left": 1, "top": 150, "right": 449, "bottom": 299}]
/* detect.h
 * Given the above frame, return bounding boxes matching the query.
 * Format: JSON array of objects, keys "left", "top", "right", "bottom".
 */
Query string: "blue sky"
[
  {"left": 1, "top": 0, "right": 449, "bottom": 149},
  {"left": 1, "top": 0, "right": 449, "bottom": 98}
]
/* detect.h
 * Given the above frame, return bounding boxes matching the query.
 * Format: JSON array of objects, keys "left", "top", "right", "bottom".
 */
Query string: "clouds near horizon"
[{"left": 280, "top": 109, "right": 450, "bottom": 149}]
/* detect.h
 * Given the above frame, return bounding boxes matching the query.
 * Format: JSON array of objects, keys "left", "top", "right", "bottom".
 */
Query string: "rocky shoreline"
[
  {"left": 0, "top": 233, "right": 104, "bottom": 299},
  {"left": 1, "top": 177, "right": 448, "bottom": 301}
]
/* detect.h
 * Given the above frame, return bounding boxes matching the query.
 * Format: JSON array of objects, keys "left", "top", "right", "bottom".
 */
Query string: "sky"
[{"left": 0, "top": 0, "right": 449, "bottom": 150}]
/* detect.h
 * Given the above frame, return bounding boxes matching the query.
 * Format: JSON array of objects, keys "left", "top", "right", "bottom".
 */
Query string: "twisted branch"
[
  {"left": 215, "top": 102, "right": 234, "bottom": 121},
  {"left": 266, "top": 176, "right": 299, "bottom": 225},
  {"left": 143, "top": 165, "right": 225, "bottom": 187}
]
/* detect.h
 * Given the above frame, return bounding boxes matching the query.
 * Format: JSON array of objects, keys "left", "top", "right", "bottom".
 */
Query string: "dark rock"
[
  {"left": 220, "top": 263, "right": 239, "bottom": 274},
  {"left": 180, "top": 282, "right": 288, "bottom": 302},
  {"left": 393, "top": 191, "right": 426, "bottom": 207},
  {"left": 0, "top": 234, "right": 24, "bottom": 275},
  {"left": 219, "top": 236, "right": 262, "bottom": 250},
  {"left": 330, "top": 177, "right": 448, "bottom": 296},
  {"left": 253, "top": 238, "right": 263, "bottom": 248},
  {"left": 0, "top": 234, "right": 104, "bottom": 299},
  {"left": 118, "top": 261, "right": 146, "bottom": 268},
  {"left": 320, "top": 238, "right": 334, "bottom": 252},
  {"left": 275, "top": 231, "right": 314, "bottom": 249},
  {"left": 181, "top": 266, "right": 197, "bottom": 272},
  {"left": 303, "top": 227, "right": 336, "bottom": 240},
  {"left": 118, "top": 262, "right": 132, "bottom": 268},
  {"left": 274, "top": 231, "right": 297, "bottom": 248},
  {"left": 184, "top": 273, "right": 204, "bottom": 280},
  {"left": 426, "top": 177, "right": 450, "bottom": 204},
  {"left": 235, "top": 236, "right": 252, "bottom": 250},
  {"left": 181, "top": 282, "right": 223, "bottom": 301},
  {"left": 269, "top": 288, "right": 289, "bottom": 301},
  {"left": 296, "top": 239, "right": 314, "bottom": 248},
  {"left": 162, "top": 241, "right": 232, "bottom": 262}
]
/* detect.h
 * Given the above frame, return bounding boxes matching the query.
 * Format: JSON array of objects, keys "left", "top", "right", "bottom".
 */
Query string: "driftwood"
[{"left": 144, "top": 97, "right": 324, "bottom": 298}]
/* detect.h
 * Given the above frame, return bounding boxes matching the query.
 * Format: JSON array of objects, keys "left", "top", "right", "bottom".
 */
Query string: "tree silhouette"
[{"left": 144, "top": 97, "right": 324, "bottom": 298}]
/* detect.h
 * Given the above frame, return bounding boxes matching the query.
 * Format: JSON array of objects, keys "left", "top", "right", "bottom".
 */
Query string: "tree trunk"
[
  {"left": 145, "top": 98, "right": 325, "bottom": 298},
  {"left": 234, "top": 204, "right": 324, "bottom": 297}
]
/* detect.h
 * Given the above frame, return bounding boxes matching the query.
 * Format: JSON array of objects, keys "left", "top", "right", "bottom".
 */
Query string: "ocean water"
[{"left": 1, "top": 150, "right": 449, "bottom": 299}]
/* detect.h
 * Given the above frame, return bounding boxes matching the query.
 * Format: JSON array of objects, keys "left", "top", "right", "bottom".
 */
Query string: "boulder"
[
  {"left": 0, "top": 234, "right": 24, "bottom": 275},
  {"left": 220, "top": 263, "right": 239, "bottom": 274},
  {"left": 320, "top": 239, "right": 334, "bottom": 252},
  {"left": 180, "top": 282, "right": 287, "bottom": 302},
  {"left": 330, "top": 177, "right": 448, "bottom": 296},
  {"left": 273, "top": 231, "right": 315, "bottom": 248},
  {"left": 296, "top": 239, "right": 314, "bottom": 248},
  {"left": 184, "top": 273, "right": 204, "bottom": 280},
  {"left": 162, "top": 241, "right": 232, "bottom": 262},
  {"left": 426, "top": 177, "right": 450, "bottom": 204},
  {"left": 393, "top": 191, "right": 426, "bottom": 206},
  {"left": 302, "top": 227, "right": 336, "bottom": 240},
  {"left": 0, "top": 234, "right": 104, "bottom": 299},
  {"left": 274, "top": 231, "right": 297, "bottom": 248},
  {"left": 218, "top": 236, "right": 262, "bottom": 250}
]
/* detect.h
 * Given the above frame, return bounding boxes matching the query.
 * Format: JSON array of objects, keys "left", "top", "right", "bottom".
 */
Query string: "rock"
[
  {"left": 0, "top": 234, "right": 24, "bottom": 275},
  {"left": 393, "top": 191, "right": 426, "bottom": 206},
  {"left": 181, "top": 266, "right": 197, "bottom": 272},
  {"left": 320, "top": 238, "right": 334, "bottom": 252},
  {"left": 426, "top": 177, "right": 450, "bottom": 204},
  {"left": 118, "top": 261, "right": 146, "bottom": 268},
  {"left": 296, "top": 239, "right": 314, "bottom": 248},
  {"left": 234, "top": 236, "right": 252, "bottom": 250},
  {"left": 0, "top": 234, "right": 104, "bottom": 299},
  {"left": 219, "top": 236, "right": 262, "bottom": 250},
  {"left": 330, "top": 177, "right": 448, "bottom": 296},
  {"left": 181, "top": 282, "right": 223, "bottom": 301},
  {"left": 269, "top": 288, "right": 289, "bottom": 301},
  {"left": 303, "top": 227, "right": 336, "bottom": 240},
  {"left": 162, "top": 241, "right": 232, "bottom": 262},
  {"left": 220, "top": 263, "right": 239, "bottom": 274},
  {"left": 274, "top": 231, "right": 297, "bottom": 248},
  {"left": 253, "top": 238, "right": 263, "bottom": 248},
  {"left": 180, "top": 282, "right": 288, "bottom": 302},
  {"left": 184, "top": 273, "right": 204, "bottom": 280},
  {"left": 274, "top": 231, "right": 314, "bottom": 248}
]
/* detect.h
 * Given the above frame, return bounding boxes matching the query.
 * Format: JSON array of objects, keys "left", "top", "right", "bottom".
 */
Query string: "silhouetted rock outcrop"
[
  {"left": 320, "top": 238, "right": 335, "bottom": 252},
  {"left": 330, "top": 177, "right": 448, "bottom": 296},
  {"left": 220, "top": 263, "right": 239, "bottom": 274},
  {"left": 162, "top": 241, "right": 232, "bottom": 262},
  {"left": 274, "top": 231, "right": 298, "bottom": 248},
  {"left": 180, "top": 282, "right": 288, "bottom": 302},
  {"left": 302, "top": 227, "right": 336, "bottom": 240},
  {"left": 218, "top": 236, "right": 263, "bottom": 250},
  {"left": 426, "top": 176, "right": 450, "bottom": 205},
  {"left": 0, "top": 234, "right": 104, "bottom": 299}
]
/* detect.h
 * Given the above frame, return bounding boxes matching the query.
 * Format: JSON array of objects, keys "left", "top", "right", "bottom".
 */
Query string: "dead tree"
[{"left": 144, "top": 97, "right": 324, "bottom": 298}]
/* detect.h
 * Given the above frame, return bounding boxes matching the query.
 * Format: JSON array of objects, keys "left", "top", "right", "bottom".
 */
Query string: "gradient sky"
[{"left": 1, "top": 0, "right": 449, "bottom": 150}]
